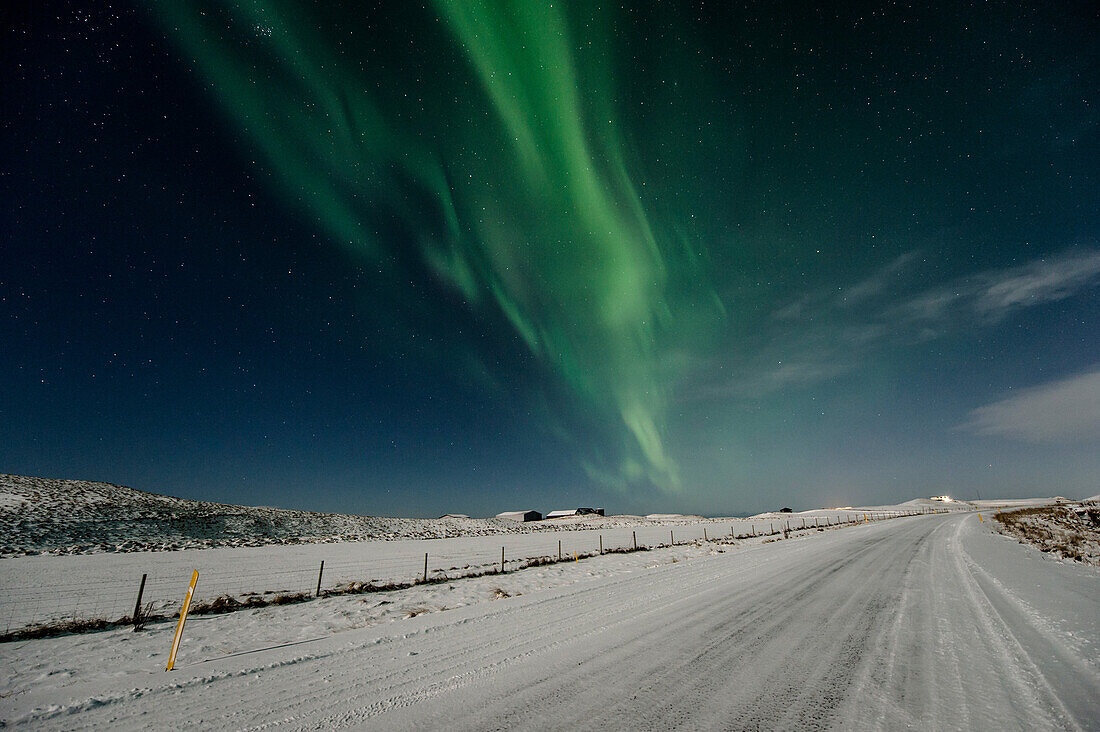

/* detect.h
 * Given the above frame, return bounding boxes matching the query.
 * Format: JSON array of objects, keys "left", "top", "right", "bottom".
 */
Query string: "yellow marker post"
[
  {"left": 166, "top": 570, "right": 198, "bottom": 672},
  {"left": 978, "top": 513, "right": 983, "bottom": 523},
  {"left": 864, "top": 513, "right": 868, "bottom": 523},
  {"left": 574, "top": 551, "right": 578, "bottom": 562}
]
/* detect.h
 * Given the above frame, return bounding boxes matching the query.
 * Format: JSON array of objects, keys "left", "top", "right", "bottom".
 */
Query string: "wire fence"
[{"left": 0, "top": 510, "right": 939, "bottom": 639}]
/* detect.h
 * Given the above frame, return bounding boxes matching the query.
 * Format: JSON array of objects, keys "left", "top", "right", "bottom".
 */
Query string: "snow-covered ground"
[
  {"left": 1, "top": 511, "right": 1096, "bottom": 729},
  {"left": 0, "top": 473, "right": 952, "bottom": 559},
  {"left": 0, "top": 474, "right": 659, "bottom": 557},
  {"left": 994, "top": 503, "right": 1100, "bottom": 566},
  {"left": 0, "top": 474, "right": 931, "bottom": 635}
]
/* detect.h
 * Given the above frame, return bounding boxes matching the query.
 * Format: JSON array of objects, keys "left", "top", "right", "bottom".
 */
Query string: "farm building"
[
  {"left": 438, "top": 514, "right": 469, "bottom": 519},
  {"left": 545, "top": 508, "right": 604, "bottom": 518},
  {"left": 495, "top": 510, "right": 542, "bottom": 522}
]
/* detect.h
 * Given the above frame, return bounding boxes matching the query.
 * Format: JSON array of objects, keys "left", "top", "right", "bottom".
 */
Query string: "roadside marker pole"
[
  {"left": 166, "top": 570, "right": 198, "bottom": 672},
  {"left": 978, "top": 513, "right": 983, "bottom": 523},
  {"left": 599, "top": 535, "right": 603, "bottom": 554},
  {"left": 558, "top": 540, "right": 562, "bottom": 561},
  {"left": 315, "top": 561, "right": 325, "bottom": 597},
  {"left": 671, "top": 530, "right": 675, "bottom": 546},
  {"left": 704, "top": 528, "right": 708, "bottom": 542},
  {"left": 501, "top": 546, "right": 505, "bottom": 573},
  {"left": 423, "top": 553, "right": 428, "bottom": 583},
  {"left": 633, "top": 531, "right": 637, "bottom": 550}
]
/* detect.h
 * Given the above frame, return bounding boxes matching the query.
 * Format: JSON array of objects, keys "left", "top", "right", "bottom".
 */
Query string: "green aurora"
[{"left": 151, "top": 0, "right": 725, "bottom": 490}]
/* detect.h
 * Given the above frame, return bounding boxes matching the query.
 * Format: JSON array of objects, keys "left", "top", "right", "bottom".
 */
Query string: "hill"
[{"left": 0, "top": 474, "right": 546, "bottom": 557}]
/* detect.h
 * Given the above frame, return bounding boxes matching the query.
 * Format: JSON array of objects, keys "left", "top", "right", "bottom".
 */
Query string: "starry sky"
[{"left": 3, "top": 1, "right": 1098, "bottom": 517}]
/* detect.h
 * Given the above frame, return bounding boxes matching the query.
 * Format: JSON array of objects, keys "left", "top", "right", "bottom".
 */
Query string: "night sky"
[{"left": 3, "top": 1, "right": 1098, "bottom": 517}]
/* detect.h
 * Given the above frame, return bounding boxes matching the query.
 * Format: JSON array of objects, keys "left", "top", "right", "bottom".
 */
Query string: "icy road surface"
[{"left": 4, "top": 513, "right": 1098, "bottom": 730}]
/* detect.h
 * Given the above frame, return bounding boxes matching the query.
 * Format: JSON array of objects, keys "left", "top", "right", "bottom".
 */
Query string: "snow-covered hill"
[
  {"left": 0, "top": 474, "right": 740, "bottom": 557},
  {"left": 0, "top": 474, "right": 555, "bottom": 557}
]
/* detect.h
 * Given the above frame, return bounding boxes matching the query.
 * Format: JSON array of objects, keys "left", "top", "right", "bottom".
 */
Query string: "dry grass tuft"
[{"left": 994, "top": 505, "right": 1100, "bottom": 566}]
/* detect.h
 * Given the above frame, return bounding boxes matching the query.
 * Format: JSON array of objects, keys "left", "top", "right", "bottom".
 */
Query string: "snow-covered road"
[{"left": 4, "top": 513, "right": 1097, "bottom": 730}]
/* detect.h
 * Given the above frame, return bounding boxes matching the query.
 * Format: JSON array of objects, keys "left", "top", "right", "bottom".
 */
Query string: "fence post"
[
  {"left": 315, "top": 561, "right": 325, "bottom": 597},
  {"left": 423, "top": 553, "right": 429, "bottom": 583},
  {"left": 132, "top": 573, "right": 147, "bottom": 628},
  {"left": 751, "top": 524, "right": 755, "bottom": 537},
  {"left": 599, "top": 535, "right": 603, "bottom": 554},
  {"left": 633, "top": 531, "right": 637, "bottom": 550},
  {"left": 704, "top": 528, "right": 708, "bottom": 542},
  {"left": 501, "top": 546, "right": 505, "bottom": 573},
  {"left": 558, "top": 539, "right": 562, "bottom": 561}
]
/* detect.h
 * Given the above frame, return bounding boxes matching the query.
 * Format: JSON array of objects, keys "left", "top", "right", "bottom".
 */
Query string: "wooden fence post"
[
  {"left": 558, "top": 539, "right": 562, "bottom": 561},
  {"left": 599, "top": 535, "right": 603, "bottom": 554},
  {"left": 501, "top": 546, "right": 505, "bottom": 573},
  {"left": 315, "top": 561, "right": 325, "bottom": 597},
  {"left": 423, "top": 553, "right": 428, "bottom": 583},
  {"left": 633, "top": 531, "right": 637, "bottom": 550},
  {"left": 132, "top": 573, "right": 147, "bottom": 627}
]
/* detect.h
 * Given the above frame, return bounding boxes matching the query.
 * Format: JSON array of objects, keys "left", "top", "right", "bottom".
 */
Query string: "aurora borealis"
[
  {"left": 146, "top": 0, "right": 725, "bottom": 491},
  {"left": 3, "top": 1, "right": 1098, "bottom": 515}
]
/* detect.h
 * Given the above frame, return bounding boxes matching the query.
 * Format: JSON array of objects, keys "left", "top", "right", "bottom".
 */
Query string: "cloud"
[
  {"left": 972, "top": 251, "right": 1100, "bottom": 320},
  {"left": 841, "top": 251, "right": 920, "bottom": 304},
  {"left": 958, "top": 369, "right": 1100, "bottom": 443},
  {"left": 891, "top": 248, "right": 1100, "bottom": 326},
  {"left": 699, "top": 248, "right": 1100, "bottom": 403}
]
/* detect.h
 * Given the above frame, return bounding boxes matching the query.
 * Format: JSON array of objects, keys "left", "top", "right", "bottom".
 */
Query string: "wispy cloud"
[
  {"left": 891, "top": 249, "right": 1100, "bottom": 326},
  {"left": 699, "top": 248, "right": 1100, "bottom": 402},
  {"left": 973, "top": 251, "right": 1100, "bottom": 319},
  {"left": 841, "top": 251, "right": 920, "bottom": 305},
  {"left": 957, "top": 369, "right": 1100, "bottom": 443}
]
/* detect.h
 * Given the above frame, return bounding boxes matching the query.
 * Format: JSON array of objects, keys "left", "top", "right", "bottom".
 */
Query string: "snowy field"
[
  {"left": 1, "top": 511, "right": 1097, "bottom": 729},
  {"left": 0, "top": 473, "right": 940, "bottom": 635},
  {"left": 1, "top": 511, "right": 892, "bottom": 635}
]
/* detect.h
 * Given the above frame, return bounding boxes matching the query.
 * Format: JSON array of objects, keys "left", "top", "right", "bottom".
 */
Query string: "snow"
[
  {"left": 992, "top": 503, "right": 1100, "bottom": 566},
  {"left": 0, "top": 492, "right": 27, "bottom": 510},
  {"left": 2, "top": 511, "right": 1096, "bottom": 729},
  {"left": 0, "top": 474, "right": 590, "bottom": 557},
  {"left": 0, "top": 474, "right": 897, "bottom": 635},
  {"left": 0, "top": 473, "right": 766, "bottom": 558},
  {"left": 5, "top": 475, "right": 1092, "bottom": 728}
]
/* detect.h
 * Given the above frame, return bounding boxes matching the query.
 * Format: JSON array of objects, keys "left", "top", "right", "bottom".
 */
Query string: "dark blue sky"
[{"left": 3, "top": 1, "right": 1097, "bottom": 517}]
